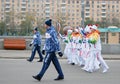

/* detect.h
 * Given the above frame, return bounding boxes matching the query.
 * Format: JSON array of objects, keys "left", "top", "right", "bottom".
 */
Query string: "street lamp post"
[
  {"left": 4, "top": 1, "right": 7, "bottom": 36},
  {"left": 81, "top": 0, "right": 85, "bottom": 28},
  {"left": 26, "top": 1, "right": 29, "bottom": 35}
]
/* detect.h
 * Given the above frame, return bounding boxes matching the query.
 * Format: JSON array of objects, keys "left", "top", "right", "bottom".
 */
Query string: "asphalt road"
[{"left": 0, "top": 59, "right": 120, "bottom": 84}]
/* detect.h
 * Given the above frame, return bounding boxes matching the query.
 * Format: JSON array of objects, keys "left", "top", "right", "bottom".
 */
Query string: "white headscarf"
[
  {"left": 91, "top": 25, "right": 97, "bottom": 30},
  {"left": 84, "top": 25, "right": 91, "bottom": 33},
  {"left": 67, "top": 29, "right": 73, "bottom": 35}
]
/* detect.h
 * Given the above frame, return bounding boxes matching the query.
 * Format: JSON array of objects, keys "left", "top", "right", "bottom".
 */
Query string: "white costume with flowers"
[
  {"left": 82, "top": 29, "right": 100, "bottom": 72},
  {"left": 82, "top": 25, "right": 109, "bottom": 73},
  {"left": 63, "top": 30, "right": 73, "bottom": 64},
  {"left": 70, "top": 31, "right": 82, "bottom": 65},
  {"left": 80, "top": 37, "right": 90, "bottom": 66},
  {"left": 80, "top": 26, "right": 91, "bottom": 67}
]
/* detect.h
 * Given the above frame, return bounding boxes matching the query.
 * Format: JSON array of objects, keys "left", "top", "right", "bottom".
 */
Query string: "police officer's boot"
[
  {"left": 32, "top": 75, "right": 41, "bottom": 81},
  {"left": 27, "top": 59, "right": 32, "bottom": 62},
  {"left": 37, "top": 59, "right": 43, "bottom": 62},
  {"left": 54, "top": 76, "right": 64, "bottom": 81}
]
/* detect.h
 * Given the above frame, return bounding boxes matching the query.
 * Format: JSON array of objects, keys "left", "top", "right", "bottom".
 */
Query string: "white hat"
[
  {"left": 85, "top": 25, "right": 91, "bottom": 33},
  {"left": 74, "top": 29, "right": 79, "bottom": 32},
  {"left": 67, "top": 29, "right": 73, "bottom": 34},
  {"left": 88, "top": 24, "right": 92, "bottom": 28},
  {"left": 91, "top": 25, "right": 97, "bottom": 30},
  {"left": 79, "top": 27, "right": 83, "bottom": 31}
]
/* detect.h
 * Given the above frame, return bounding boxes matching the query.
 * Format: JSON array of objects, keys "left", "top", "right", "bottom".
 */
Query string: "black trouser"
[
  {"left": 37, "top": 52, "right": 64, "bottom": 78},
  {"left": 29, "top": 44, "right": 43, "bottom": 61}
]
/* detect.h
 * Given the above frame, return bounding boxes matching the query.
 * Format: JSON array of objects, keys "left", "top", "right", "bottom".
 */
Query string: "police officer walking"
[
  {"left": 32, "top": 19, "right": 64, "bottom": 81},
  {"left": 27, "top": 27, "right": 43, "bottom": 62}
]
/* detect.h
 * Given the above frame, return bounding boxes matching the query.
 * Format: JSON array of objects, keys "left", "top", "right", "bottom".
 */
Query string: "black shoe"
[
  {"left": 27, "top": 59, "right": 32, "bottom": 62},
  {"left": 32, "top": 75, "right": 41, "bottom": 81},
  {"left": 54, "top": 76, "right": 64, "bottom": 81},
  {"left": 37, "top": 60, "right": 43, "bottom": 62},
  {"left": 71, "top": 63, "right": 75, "bottom": 65},
  {"left": 80, "top": 64, "right": 85, "bottom": 67}
]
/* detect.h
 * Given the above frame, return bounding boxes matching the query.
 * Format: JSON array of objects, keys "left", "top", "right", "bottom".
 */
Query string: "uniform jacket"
[
  {"left": 44, "top": 26, "right": 61, "bottom": 52},
  {"left": 31, "top": 31, "right": 41, "bottom": 46}
]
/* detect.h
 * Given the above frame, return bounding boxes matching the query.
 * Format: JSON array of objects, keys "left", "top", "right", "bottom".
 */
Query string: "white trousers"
[{"left": 97, "top": 51, "right": 109, "bottom": 70}]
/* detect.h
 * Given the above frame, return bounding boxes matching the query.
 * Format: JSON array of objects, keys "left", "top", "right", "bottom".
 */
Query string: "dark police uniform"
[
  {"left": 28, "top": 30, "right": 43, "bottom": 62},
  {"left": 32, "top": 22, "right": 64, "bottom": 81}
]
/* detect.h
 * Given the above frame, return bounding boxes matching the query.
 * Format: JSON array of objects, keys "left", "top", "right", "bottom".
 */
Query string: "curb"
[{"left": 0, "top": 57, "right": 120, "bottom": 60}]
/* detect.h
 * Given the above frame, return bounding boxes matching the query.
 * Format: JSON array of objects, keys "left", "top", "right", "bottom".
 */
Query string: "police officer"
[
  {"left": 27, "top": 27, "right": 43, "bottom": 62},
  {"left": 32, "top": 19, "right": 64, "bottom": 81}
]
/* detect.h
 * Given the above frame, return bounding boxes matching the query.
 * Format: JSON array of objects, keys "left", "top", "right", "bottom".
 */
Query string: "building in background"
[
  {"left": 0, "top": 0, "right": 120, "bottom": 27},
  {"left": 99, "top": 27, "right": 120, "bottom": 44},
  {"left": 0, "top": 0, "right": 120, "bottom": 44}
]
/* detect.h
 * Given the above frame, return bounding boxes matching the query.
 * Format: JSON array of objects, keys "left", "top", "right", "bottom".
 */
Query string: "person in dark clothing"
[
  {"left": 27, "top": 27, "right": 43, "bottom": 62},
  {"left": 32, "top": 19, "right": 64, "bottom": 81}
]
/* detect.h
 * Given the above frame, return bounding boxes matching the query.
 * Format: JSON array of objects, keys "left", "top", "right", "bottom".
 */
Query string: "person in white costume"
[
  {"left": 81, "top": 25, "right": 93, "bottom": 70},
  {"left": 82, "top": 25, "right": 100, "bottom": 72},
  {"left": 63, "top": 29, "right": 73, "bottom": 64},
  {"left": 70, "top": 28, "right": 83, "bottom": 65},
  {"left": 76, "top": 27, "right": 87, "bottom": 66},
  {"left": 92, "top": 25, "right": 109, "bottom": 73},
  {"left": 82, "top": 25, "right": 109, "bottom": 73},
  {"left": 59, "top": 29, "right": 73, "bottom": 64}
]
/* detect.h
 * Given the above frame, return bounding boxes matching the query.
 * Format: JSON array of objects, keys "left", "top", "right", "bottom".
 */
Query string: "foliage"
[
  {"left": 36, "top": 18, "right": 46, "bottom": 34},
  {"left": 0, "top": 21, "right": 6, "bottom": 35},
  {"left": 84, "top": 18, "right": 95, "bottom": 26},
  {"left": 20, "top": 12, "right": 35, "bottom": 36},
  {"left": 54, "top": 12, "right": 69, "bottom": 34},
  {"left": 84, "top": 18, "right": 120, "bottom": 28}
]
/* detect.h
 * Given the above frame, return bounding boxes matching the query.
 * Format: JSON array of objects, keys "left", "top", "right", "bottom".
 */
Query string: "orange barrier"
[{"left": 4, "top": 38, "right": 26, "bottom": 50}]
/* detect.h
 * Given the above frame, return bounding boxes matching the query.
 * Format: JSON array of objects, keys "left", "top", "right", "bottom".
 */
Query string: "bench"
[{"left": 4, "top": 38, "right": 26, "bottom": 50}]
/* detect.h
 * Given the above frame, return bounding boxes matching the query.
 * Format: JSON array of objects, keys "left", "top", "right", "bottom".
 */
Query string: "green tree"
[
  {"left": 0, "top": 21, "right": 6, "bottom": 35},
  {"left": 84, "top": 17, "right": 120, "bottom": 28},
  {"left": 112, "top": 18, "right": 120, "bottom": 27},
  {"left": 84, "top": 18, "right": 95, "bottom": 26},
  {"left": 84, "top": 18, "right": 110, "bottom": 28},
  {"left": 54, "top": 12, "right": 69, "bottom": 34},
  {"left": 20, "top": 12, "right": 35, "bottom": 36},
  {"left": 5, "top": 11, "right": 16, "bottom": 35},
  {"left": 36, "top": 18, "right": 46, "bottom": 34},
  {"left": 98, "top": 20, "right": 106, "bottom": 28}
]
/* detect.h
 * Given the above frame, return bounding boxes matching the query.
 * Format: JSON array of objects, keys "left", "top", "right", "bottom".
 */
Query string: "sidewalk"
[{"left": 0, "top": 50, "right": 120, "bottom": 60}]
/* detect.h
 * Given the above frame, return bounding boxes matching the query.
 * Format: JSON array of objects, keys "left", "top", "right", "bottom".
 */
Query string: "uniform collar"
[
  {"left": 35, "top": 31, "right": 39, "bottom": 34},
  {"left": 47, "top": 26, "right": 55, "bottom": 31},
  {"left": 47, "top": 26, "right": 52, "bottom": 31}
]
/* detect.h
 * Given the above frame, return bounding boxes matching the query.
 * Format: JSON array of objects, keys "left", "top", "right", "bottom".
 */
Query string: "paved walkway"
[
  {"left": 0, "top": 59, "right": 120, "bottom": 84},
  {"left": 0, "top": 50, "right": 120, "bottom": 60}
]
